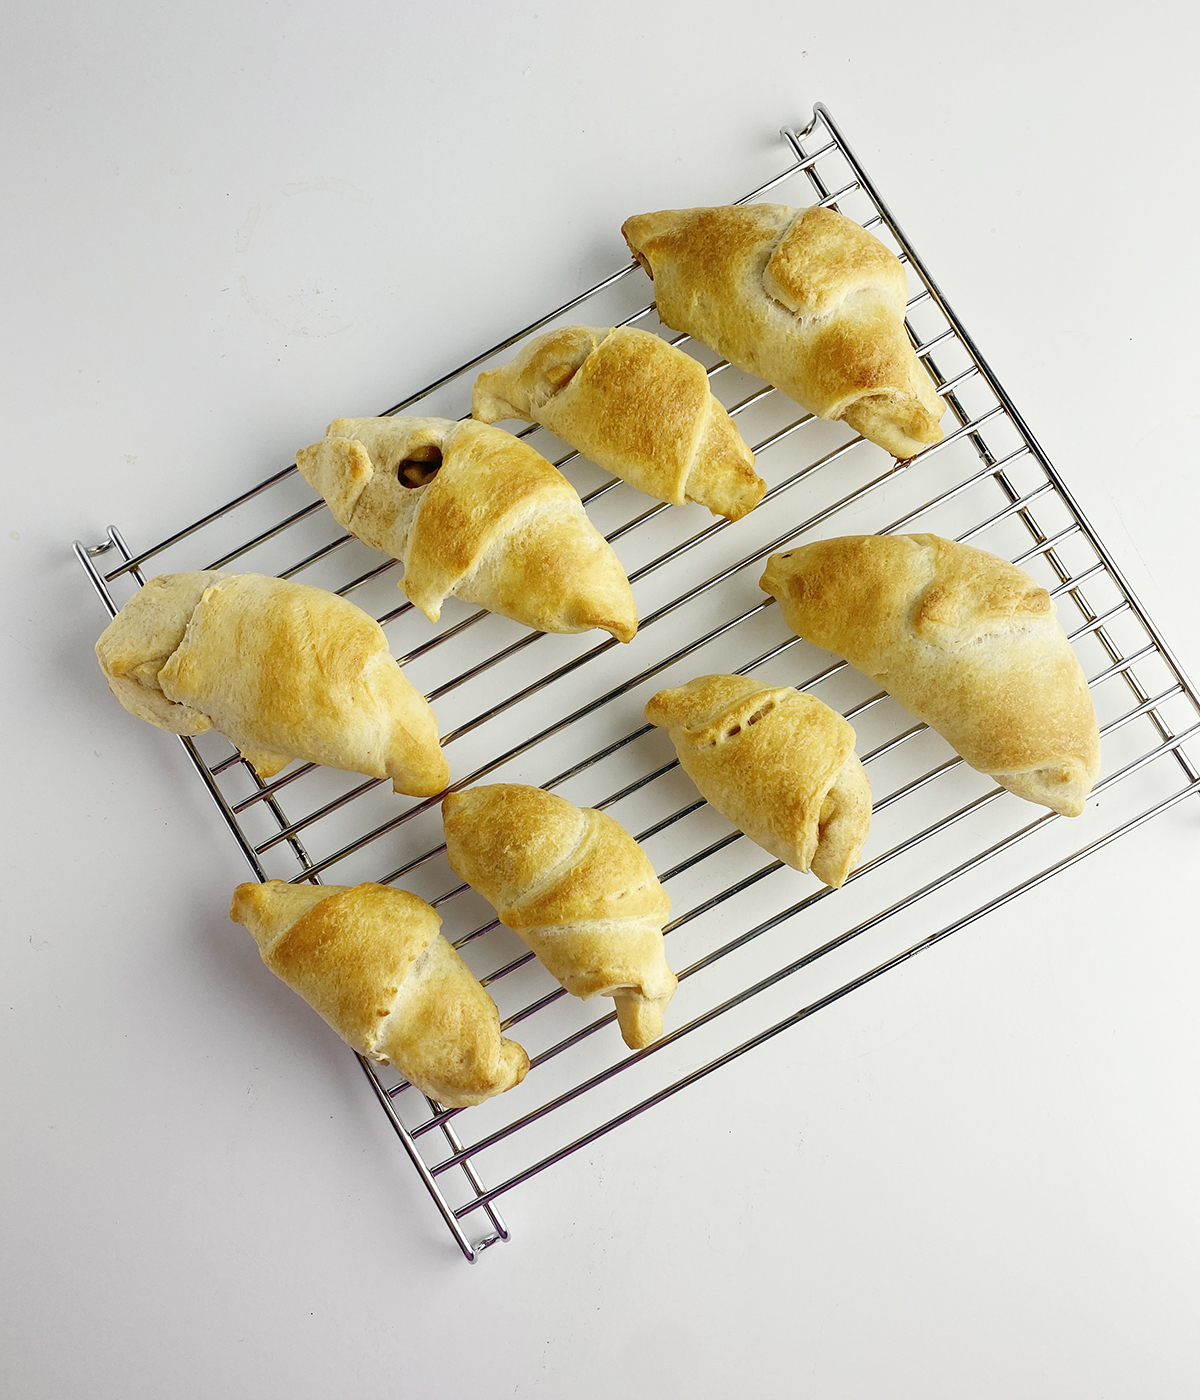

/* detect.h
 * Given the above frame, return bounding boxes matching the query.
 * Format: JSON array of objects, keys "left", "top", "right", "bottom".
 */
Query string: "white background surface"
[{"left": 3, "top": 3, "right": 1198, "bottom": 1397}]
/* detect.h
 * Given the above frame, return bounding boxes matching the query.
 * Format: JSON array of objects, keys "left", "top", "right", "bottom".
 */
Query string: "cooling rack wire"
[{"left": 75, "top": 104, "right": 1200, "bottom": 1261}]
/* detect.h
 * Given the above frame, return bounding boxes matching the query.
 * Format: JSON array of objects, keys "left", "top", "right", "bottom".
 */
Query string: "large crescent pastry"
[
  {"left": 621, "top": 203, "right": 946, "bottom": 460},
  {"left": 95, "top": 570, "right": 449, "bottom": 795},
  {"left": 760, "top": 534, "right": 1102, "bottom": 816}
]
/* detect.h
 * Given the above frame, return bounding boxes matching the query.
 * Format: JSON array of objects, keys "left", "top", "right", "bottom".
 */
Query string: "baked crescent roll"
[
  {"left": 296, "top": 415, "right": 638, "bottom": 642},
  {"left": 95, "top": 570, "right": 449, "bottom": 795},
  {"left": 621, "top": 203, "right": 946, "bottom": 460},
  {"left": 471, "top": 325, "right": 766, "bottom": 521},
  {"left": 230, "top": 880, "right": 529, "bottom": 1107},
  {"left": 759, "top": 534, "right": 1102, "bottom": 816},
  {"left": 645, "top": 674, "right": 871, "bottom": 888},
  {"left": 441, "top": 784, "right": 677, "bottom": 1051}
]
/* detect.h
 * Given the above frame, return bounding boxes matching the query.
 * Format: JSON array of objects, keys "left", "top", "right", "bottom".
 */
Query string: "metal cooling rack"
[{"left": 75, "top": 105, "right": 1200, "bottom": 1262}]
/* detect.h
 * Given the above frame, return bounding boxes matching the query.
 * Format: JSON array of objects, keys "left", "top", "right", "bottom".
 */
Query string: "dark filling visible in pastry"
[{"left": 399, "top": 444, "right": 442, "bottom": 488}]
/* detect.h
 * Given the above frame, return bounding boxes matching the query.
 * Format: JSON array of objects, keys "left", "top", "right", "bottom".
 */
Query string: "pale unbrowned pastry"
[
  {"left": 296, "top": 416, "right": 638, "bottom": 642},
  {"left": 621, "top": 203, "right": 946, "bottom": 460},
  {"left": 230, "top": 881, "right": 529, "bottom": 1107},
  {"left": 95, "top": 571, "right": 449, "bottom": 795},
  {"left": 441, "top": 784, "right": 677, "bottom": 1051},
  {"left": 645, "top": 674, "right": 871, "bottom": 888},
  {"left": 471, "top": 325, "right": 766, "bottom": 521},
  {"left": 759, "top": 534, "right": 1102, "bottom": 816}
]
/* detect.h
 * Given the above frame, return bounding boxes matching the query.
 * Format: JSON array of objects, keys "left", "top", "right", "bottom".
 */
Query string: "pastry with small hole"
[{"left": 297, "top": 416, "right": 638, "bottom": 641}]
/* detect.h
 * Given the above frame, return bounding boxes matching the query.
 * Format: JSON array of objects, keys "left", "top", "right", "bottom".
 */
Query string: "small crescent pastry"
[
  {"left": 645, "top": 673, "right": 871, "bottom": 888},
  {"left": 441, "top": 784, "right": 677, "bottom": 1051},
  {"left": 471, "top": 324, "right": 765, "bottom": 520}
]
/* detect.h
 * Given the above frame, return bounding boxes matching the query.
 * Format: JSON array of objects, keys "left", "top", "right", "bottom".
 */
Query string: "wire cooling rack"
[{"left": 75, "top": 104, "right": 1200, "bottom": 1262}]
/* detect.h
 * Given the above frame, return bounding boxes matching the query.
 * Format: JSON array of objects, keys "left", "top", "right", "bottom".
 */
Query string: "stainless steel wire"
[{"left": 74, "top": 104, "right": 1200, "bottom": 1262}]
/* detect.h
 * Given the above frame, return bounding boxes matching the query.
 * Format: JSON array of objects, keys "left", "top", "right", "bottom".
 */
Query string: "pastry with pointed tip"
[
  {"left": 759, "top": 534, "right": 1101, "bottom": 816},
  {"left": 441, "top": 784, "right": 676, "bottom": 1050},
  {"left": 471, "top": 324, "right": 765, "bottom": 520},
  {"left": 95, "top": 571, "right": 449, "bottom": 794},
  {"left": 296, "top": 416, "right": 638, "bottom": 641},
  {"left": 230, "top": 880, "right": 529, "bottom": 1108},
  {"left": 621, "top": 203, "right": 946, "bottom": 460},
  {"left": 645, "top": 674, "right": 871, "bottom": 888}
]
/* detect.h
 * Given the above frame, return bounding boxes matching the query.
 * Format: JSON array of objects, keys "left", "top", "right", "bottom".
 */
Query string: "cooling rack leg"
[
  {"left": 358, "top": 1056, "right": 504, "bottom": 1263},
  {"left": 73, "top": 530, "right": 125, "bottom": 617}
]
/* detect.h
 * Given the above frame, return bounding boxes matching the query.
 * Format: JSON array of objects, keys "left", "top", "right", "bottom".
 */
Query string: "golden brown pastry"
[
  {"left": 760, "top": 534, "right": 1102, "bottom": 816},
  {"left": 230, "top": 881, "right": 529, "bottom": 1107},
  {"left": 621, "top": 203, "right": 946, "bottom": 460},
  {"left": 95, "top": 570, "right": 449, "bottom": 795},
  {"left": 296, "top": 416, "right": 638, "bottom": 641},
  {"left": 471, "top": 325, "right": 766, "bottom": 520},
  {"left": 645, "top": 674, "right": 871, "bottom": 888},
  {"left": 441, "top": 784, "right": 676, "bottom": 1051}
]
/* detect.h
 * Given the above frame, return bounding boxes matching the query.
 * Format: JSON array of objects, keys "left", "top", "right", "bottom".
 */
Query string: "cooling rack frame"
[{"left": 74, "top": 104, "right": 1200, "bottom": 1262}]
